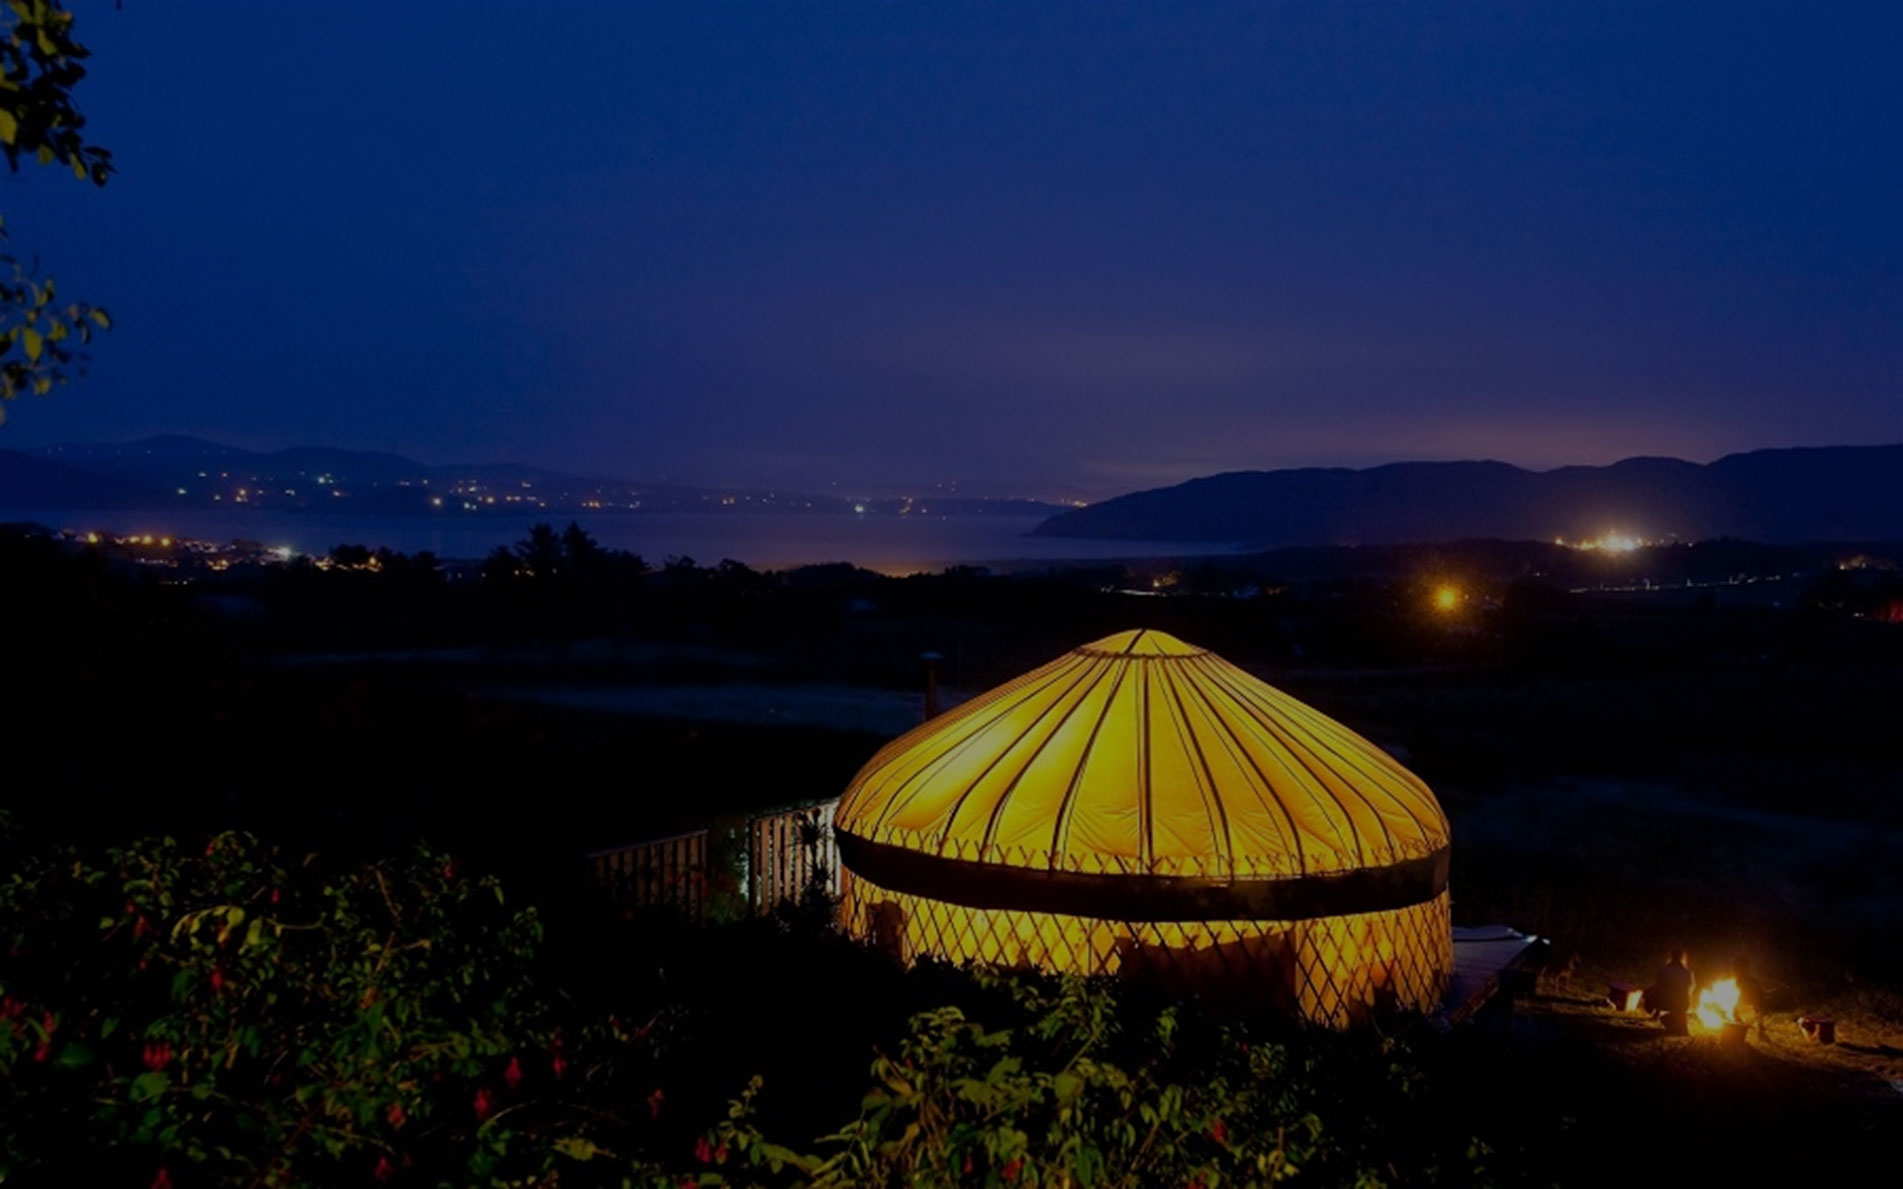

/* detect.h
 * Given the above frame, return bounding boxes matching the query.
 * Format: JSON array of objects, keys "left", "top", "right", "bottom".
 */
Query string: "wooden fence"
[
  {"left": 747, "top": 799, "right": 840, "bottom": 915},
  {"left": 587, "top": 829, "right": 710, "bottom": 919},
  {"left": 587, "top": 798, "right": 839, "bottom": 922}
]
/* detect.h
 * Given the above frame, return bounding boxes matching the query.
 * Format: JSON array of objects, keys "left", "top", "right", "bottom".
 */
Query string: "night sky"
[{"left": 2, "top": 2, "right": 1898, "bottom": 500}]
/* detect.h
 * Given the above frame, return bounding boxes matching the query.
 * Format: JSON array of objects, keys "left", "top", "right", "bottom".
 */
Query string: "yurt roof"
[{"left": 835, "top": 629, "right": 1448, "bottom": 894}]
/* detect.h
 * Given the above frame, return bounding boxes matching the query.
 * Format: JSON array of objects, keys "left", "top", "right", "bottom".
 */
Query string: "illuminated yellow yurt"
[{"left": 834, "top": 629, "right": 1452, "bottom": 1026}]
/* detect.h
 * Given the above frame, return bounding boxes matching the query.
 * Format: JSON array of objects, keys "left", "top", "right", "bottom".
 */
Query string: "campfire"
[
  {"left": 1695, "top": 977, "right": 1740, "bottom": 1029},
  {"left": 1695, "top": 978, "right": 1748, "bottom": 1043}
]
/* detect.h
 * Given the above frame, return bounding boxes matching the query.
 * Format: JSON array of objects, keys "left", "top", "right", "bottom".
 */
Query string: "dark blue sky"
[{"left": 3, "top": 2, "right": 1898, "bottom": 499}]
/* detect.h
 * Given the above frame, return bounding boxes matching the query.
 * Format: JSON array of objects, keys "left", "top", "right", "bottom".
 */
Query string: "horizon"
[
  {"left": 0, "top": 3, "right": 1896, "bottom": 500},
  {"left": 18, "top": 430, "right": 1903, "bottom": 507}
]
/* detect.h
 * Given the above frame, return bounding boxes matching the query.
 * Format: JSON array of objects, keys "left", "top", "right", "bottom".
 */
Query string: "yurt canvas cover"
[{"left": 834, "top": 629, "right": 1452, "bottom": 1026}]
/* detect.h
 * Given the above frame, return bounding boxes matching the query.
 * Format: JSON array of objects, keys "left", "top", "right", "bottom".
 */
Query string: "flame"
[{"left": 1696, "top": 977, "right": 1741, "bottom": 1030}]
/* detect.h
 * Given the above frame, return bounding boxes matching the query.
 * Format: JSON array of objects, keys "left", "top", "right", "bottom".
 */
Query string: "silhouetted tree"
[
  {"left": 515, "top": 523, "right": 564, "bottom": 579},
  {"left": 480, "top": 545, "right": 520, "bottom": 583},
  {"left": 329, "top": 543, "right": 372, "bottom": 570},
  {"left": 560, "top": 520, "right": 607, "bottom": 573}
]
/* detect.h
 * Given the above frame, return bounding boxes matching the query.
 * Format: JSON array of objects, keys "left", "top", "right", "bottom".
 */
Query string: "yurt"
[{"left": 833, "top": 629, "right": 1452, "bottom": 1026}]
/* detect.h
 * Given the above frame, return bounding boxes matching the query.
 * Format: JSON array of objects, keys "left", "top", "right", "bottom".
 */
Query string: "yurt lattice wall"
[{"left": 841, "top": 877, "right": 1450, "bottom": 1026}]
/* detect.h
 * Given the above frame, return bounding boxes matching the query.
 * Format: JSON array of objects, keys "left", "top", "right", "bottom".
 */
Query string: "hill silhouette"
[{"left": 1033, "top": 445, "right": 1903, "bottom": 546}]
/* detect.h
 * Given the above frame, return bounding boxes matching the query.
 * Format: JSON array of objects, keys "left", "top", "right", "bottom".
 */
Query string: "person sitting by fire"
[
  {"left": 1648, "top": 949, "right": 1696, "bottom": 1035},
  {"left": 1733, "top": 955, "right": 1767, "bottom": 1038}
]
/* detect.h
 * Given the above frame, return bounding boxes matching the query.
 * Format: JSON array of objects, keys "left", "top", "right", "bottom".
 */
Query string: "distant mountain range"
[
  {"left": 1031, "top": 445, "right": 1903, "bottom": 546},
  {"left": 0, "top": 436, "right": 1062, "bottom": 519}
]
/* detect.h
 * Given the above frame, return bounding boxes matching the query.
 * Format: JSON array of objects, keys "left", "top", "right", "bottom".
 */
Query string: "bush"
[
  {"left": 0, "top": 822, "right": 653, "bottom": 1187},
  {"left": 1, "top": 820, "right": 1495, "bottom": 1187},
  {"left": 696, "top": 972, "right": 1494, "bottom": 1188}
]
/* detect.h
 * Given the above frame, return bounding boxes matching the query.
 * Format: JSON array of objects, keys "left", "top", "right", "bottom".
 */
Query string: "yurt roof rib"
[
  {"left": 1250, "top": 668, "right": 1444, "bottom": 845},
  {"left": 1134, "top": 665, "right": 1153, "bottom": 867},
  {"left": 1194, "top": 655, "right": 1385, "bottom": 864},
  {"left": 1155, "top": 656, "right": 1239, "bottom": 874},
  {"left": 1196, "top": 651, "right": 1441, "bottom": 856},
  {"left": 989, "top": 650, "right": 1111, "bottom": 852},
  {"left": 878, "top": 652, "right": 1093, "bottom": 843},
  {"left": 1046, "top": 655, "right": 1135, "bottom": 864},
  {"left": 1171, "top": 652, "right": 1309, "bottom": 875},
  {"left": 961, "top": 652, "right": 1116, "bottom": 855}
]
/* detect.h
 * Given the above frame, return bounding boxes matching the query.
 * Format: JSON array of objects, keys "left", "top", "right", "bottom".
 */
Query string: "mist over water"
[{"left": 0, "top": 508, "right": 1243, "bottom": 575}]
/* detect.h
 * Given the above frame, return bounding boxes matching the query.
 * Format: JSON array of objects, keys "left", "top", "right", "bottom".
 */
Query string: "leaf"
[
  {"left": 54, "top": 1042, "right": 94, "bottom": 1069},
  {"left": 21, "top": 326, "right": 40, "bottom": 362},
  {"left": 0, "top": 109, "right": 15, "bottom": 145},
  {"left": 552, "top": 1136, "right": 599, "bottom": 1161},
  {"left": 88, "top": 307, "right": 109, "bottom": 329},
  {"left": 130, "top": 1071, "right": 168, "bottom": 1102}
]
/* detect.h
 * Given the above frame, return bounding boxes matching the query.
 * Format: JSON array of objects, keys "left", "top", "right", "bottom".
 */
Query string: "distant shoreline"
[{"left": 0, "top": 507, "right": 1246, "bottom": 575}]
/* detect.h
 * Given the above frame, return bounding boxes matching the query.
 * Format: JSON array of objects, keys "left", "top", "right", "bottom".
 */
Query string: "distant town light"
[
  {"left": 1559, "top": 532, "right": 1647, "bottom": 553},
  {"left": 1433, "top": 585, "right": 1461, "bottom": 613}
]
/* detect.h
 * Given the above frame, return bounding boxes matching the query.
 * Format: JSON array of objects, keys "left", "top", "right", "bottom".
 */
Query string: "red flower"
[
  {"left": 678, "top": 1180, "right": 698, "bottom": 1189},
  {"left": 473, "top": 1087, "right": 494, "bottom": 1120},
  {"left": 647, "top": 1087, "right": 665, "bottom": 1118},
  {"left": 142, "top": 1042, "right": 172, "bottom": 1071},
  {"left": 550, "top": 1054, "right": 567, "bottom": 1080},
  {"left": 270, "top": 888, "right": 281, "bottom": 905},
  {"left": 694, "top": 1137, "right": 714, "bottom": 1164},
  {"left": 714, "top": 1144, "right": 728, "bottom": 1164},
  {"left": 373, "top": 1154, "right": 396, "bottom": 1182},
  {"left": 1002, "top": 1157, "right": 1023, "bottom": 1182},
  {"left": 963, "top": 1154, "right": 974, "bottom": 1174},
  {"left": 208, "top": 968, "right": 225, "bottom": 995},
  {"left": 1210, "top": 1118, "right": 1227, "bottom": 1145},
  {"left": 151, "top": 1167, "right": 174, "bottom": 1189},
  {"left": 442, "top": 860, "right": 458, "bottom": 882},
  {"left": 387, "top": 1101, "right": 406, "bottom": 1128},
  {"left": 504, "top": 1055, "right": 523, "bottom": 1089},
  {"left": 32, "top": 1042, "right": 49, "bottom": 1063},
  {"left": 133, "top": 914, "right": 151, "bottom": 939}
]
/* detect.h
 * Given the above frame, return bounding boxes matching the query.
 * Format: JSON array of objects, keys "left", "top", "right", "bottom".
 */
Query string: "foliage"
[
  {"left": 694, "top": 972, "right": 1491, "bottom": 1189},
  {"left": 0, "top": 0, "right": 112, "bottom": 411},
  {"left": 0, "top": 805, "right": 1505, "bottom": 1188},
  {"left": 0, "top": 820, "right": 669, "bottom": 1187}
]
